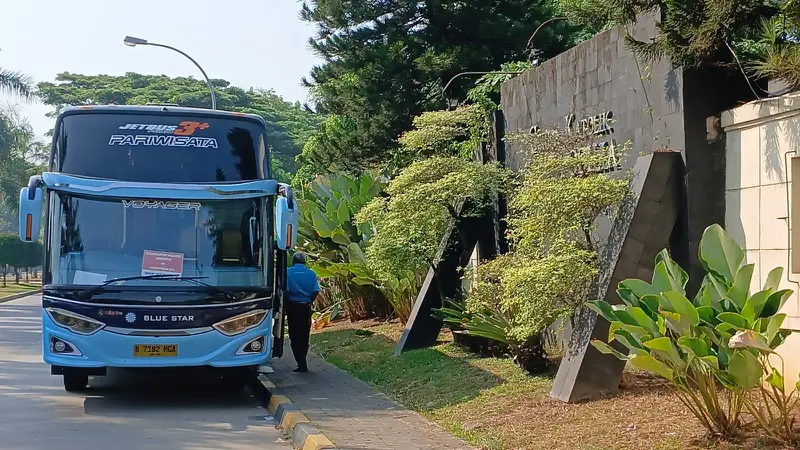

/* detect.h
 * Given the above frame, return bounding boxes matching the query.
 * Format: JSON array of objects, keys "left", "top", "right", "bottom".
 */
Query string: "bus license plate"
[{"left": 133, "top": 344, "right": 178, "bottom": 357}]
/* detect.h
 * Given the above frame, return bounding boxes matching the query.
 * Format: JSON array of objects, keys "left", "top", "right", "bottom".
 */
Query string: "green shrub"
[
  {"left": 589, "top": 224, "right": 798, "bottom": 442},
  {"left": 439, "top": 127, "right": 630, "bottom": 373}
]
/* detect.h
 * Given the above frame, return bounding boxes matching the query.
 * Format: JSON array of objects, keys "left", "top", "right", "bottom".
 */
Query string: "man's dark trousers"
[{"left": 286, "top": 300, "right": 312, "bottom": 370}]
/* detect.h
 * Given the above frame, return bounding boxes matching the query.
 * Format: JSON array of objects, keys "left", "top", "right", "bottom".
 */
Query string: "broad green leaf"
[
  {"left": 346, "top": 243, "right": 368, "bottom": 266},
  {"left": 699, "top": 223, "right": 744, "bottom": 284},
  {"left": 336, "top": 201, "right": 350, "bottom": 225},
  {"left": 352, "top": 277, "right": 377, "bottom": 286},
  {"left": 701, "top": 355, "right": 720, "bottom": 369},
  {"left": 718, "top": 312, "right": 748, "bottom": 329},
  {"left": 741, "top": 290, "right": 771, "bottom": 324},
  {"left": 662, "top": 291, "right": 700, "bottom": 325},
  {"left": 678, "top": 336, "right": 710, "bottom": 358},
  {"left": 760, "top": 289, "right": 794, "bottom": 318},
  {"left": 766, "top": 368, "right": 784, "bottom": 391},
  {"left": 656, "top": 249, "right": 689, "bottom": 290},
  {"left": 311, "top": 266, "right": 335, "bottom": 278},
  {"left": 767, "top": 314, "right": 787, "bottom": 346},
  {"left": 764, "top": 267, "right": 784, "bottom": 291},
  {"left": 639, "top": 295, "right": 660, "bottom": 318},
  {"left": 729, "top": 263, "right": 755, "bottom": 308},
  {"left": 661, "top": 310, "right": 692, "bottom": 336},
  {"left": 728, "top": 350, "right": 762, "bottom": 389},
  {"left": 612, "top": 329, "right": 648, "bottom": 352},
  {"left": 310, "top": 208, "right": 335, "bottom": 237},
  {"left": 773, "top": 329, "right": 792, "bottom": 348},
  {"left": 325, "top": 199, "right": 338, "bottom": 218},
  {"left": 591, "top": 340, "right": 630, "bottom": 361},
  {"left": 630, "top": 355, "right": 674, "bottom": 380},
  {"left": 359, "top": 172, "right": 374, "bottom": 197},
  {"left": 330, "top": 228, "right": 351, "bottom": 246},
  {"left": 619, "top": 279, "right": 659, "bottom": 297},
  {"left": 612, "top": 306, "right": 643, "bottom": 327},
  {"left": 629, "top": 307, "right": 660, "bottom": 335},
  {"left": 715, "top": 322, "right": 739, "bottom": 338},
  {"left": 616, "top": 287, "right": 639, "bottom": 307},
  {"left": 708, "top": 274, "right": 733, "bottom": 309},
  {"left": 586, "top": 301, "right": 618, "bottom": 324},
  {"left": 696, "top": 284, "right": 714, "bottom": 307},
  {"left": 653, "top": 260, "right": 684, "bottom": 294},
  {"left": 644, "top": 336, "right": 682, "bottom": 363},
  {"left": 696, "top": 306, "right": 716, "bottom": 325}
]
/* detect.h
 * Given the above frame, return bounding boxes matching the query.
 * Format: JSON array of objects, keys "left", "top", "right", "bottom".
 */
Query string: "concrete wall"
[
  {"left": 722, "top": 92, "right": 800, "bottom": 387},
  {"left": 500, "top": 14, "right": 685, "bottom": 174}
]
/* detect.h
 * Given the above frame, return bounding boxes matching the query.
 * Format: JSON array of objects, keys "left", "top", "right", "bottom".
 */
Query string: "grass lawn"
[
  {"left": 310, "top": 320, "right": 785, "bottom": 450},
  {"left": 0, "top": 279, "right": 41, "bottom": 299}
]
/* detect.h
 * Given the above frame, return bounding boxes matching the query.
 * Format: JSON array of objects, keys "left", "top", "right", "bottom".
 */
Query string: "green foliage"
[
  {"left": 298, "top": 0, "right": 581, "bottom": 175},
  {"left": 447, "top": 127, "right": 629, "bottom": 371},
  {"left": 296, "top": 170, "right": 397, "bottom": 320},
  {"left": 466, "top": 61, "right": 534, "bottom": 116},
  {"left": 356, "top": 156, "right": 510, "bottom": 280},
  {"left": 0, "top": 106, "right": 47, "bottom": 235},
  {"left": 0, "top": 67, "right": 34, "bottom": 101},
  {"left": 589, "top": 224, "right": 798, "bottom": 442},
  {"left": 746, "top": 3, "right": 800, "bottom": 91},
  {"left": 394, "top": 105, "right": 485, "bottom": 165},
  {"left": 558, "top": 0, "right": 781, "bottom": 70},
  {"left": 35, "top": 72, "right": 323, "bottom": 173},
  {"left": 0, "top": 234, "right": 42, "bottom": 286}
]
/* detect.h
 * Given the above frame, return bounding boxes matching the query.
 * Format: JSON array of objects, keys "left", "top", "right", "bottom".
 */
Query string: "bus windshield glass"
[
  {"left": 54, "top": 112, "right": 268, "bottom": 183},
  {"left": 48, "top": 193, "right": 265, "bottom": 289}
]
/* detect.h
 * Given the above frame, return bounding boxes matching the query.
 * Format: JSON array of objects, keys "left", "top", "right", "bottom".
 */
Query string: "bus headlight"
[
  {"left": 213, "top": 309, "right": 268, "bottom": 336},
  {"left": 46, "top": 308, "right": 105, "bottom": 335}
]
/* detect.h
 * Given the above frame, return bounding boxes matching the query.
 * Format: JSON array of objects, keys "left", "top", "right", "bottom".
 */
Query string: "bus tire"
[{"left": 63, "top": 373, "right": 89, "bottom": 392}]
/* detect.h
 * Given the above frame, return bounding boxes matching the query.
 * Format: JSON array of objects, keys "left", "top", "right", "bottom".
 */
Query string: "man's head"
[{"left": 292, "top": 252, "right": 308, "bottom": 266}]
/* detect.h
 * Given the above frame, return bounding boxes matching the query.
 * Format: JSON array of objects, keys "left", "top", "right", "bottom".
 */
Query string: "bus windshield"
[
  {"left": 54, "top": 112, "right": 269, "bottom": 183},
  {"left": 48, "top": 193, "right": 266, "bottom": 288}
]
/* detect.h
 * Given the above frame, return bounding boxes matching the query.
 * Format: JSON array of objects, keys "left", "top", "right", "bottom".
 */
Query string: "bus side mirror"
[
  {"left": 18, "top": 186, "right": 42, "bottom": 243},
  {"left": 275, "top": 193, "right": 298, "bottom": 251}
]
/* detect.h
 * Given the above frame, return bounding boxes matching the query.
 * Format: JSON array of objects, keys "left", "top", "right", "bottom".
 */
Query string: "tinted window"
[
  {"left": 56, "top": 113, "right": 268, "bottom": 182},
  {"left": 49, "top": 193, "right": 266, "bottom": 288}
]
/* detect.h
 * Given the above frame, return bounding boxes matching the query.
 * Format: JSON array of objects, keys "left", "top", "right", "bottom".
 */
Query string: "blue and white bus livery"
[{"left": 16, "top": 105, "right": 298, "bottom": 392}]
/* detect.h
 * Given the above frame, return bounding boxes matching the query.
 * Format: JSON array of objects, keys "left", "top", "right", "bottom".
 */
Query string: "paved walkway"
[{"left": 268, "top": 342, "right": 474, "bottom": 450}]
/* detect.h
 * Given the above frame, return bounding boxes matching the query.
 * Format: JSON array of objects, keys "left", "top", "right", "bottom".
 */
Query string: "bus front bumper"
[{"left": 41, "top": 310, "right": 274, "bottom": 369}]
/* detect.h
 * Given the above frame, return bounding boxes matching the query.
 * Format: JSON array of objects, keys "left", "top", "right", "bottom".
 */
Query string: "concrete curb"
[
  {"left": 0, "top": 289, "right": 42, "bottom": 304},
  {"left": 255, "top": 374, "right": 340, "bottom": 450}
]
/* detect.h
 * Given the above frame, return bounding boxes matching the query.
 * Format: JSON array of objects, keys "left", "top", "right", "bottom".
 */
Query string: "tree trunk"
[
  {"left": 14, "top": 269, "right": 20, "bottom": 284},
  {"left": 25, "top": 268, "right": 29, "bottom": 283}
]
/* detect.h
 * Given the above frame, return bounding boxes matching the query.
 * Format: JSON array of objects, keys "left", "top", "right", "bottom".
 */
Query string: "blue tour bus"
[{"left": 16, "top": 105, "right": 298, "bottom": 392}]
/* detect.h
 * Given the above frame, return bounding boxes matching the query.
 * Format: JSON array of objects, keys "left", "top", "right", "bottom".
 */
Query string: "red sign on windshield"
[{"left": 141, "top": 250, "right": 184, "bottom": 277}]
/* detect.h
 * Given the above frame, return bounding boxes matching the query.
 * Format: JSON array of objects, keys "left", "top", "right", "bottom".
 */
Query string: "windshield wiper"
[
  {"left": 156, "top": 276, "right": 239, "bottom": 301},
  {"left": 76, "top": 274, "right": 238, "bottom": 301}
]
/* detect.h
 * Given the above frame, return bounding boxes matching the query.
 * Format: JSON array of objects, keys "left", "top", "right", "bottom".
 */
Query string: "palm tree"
[{"left": 0, "top": 48, "right": 34, "bottom": 101}]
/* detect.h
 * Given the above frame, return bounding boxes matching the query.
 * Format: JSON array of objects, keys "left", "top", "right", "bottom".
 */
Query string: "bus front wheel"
[{"left": 63, "top": 373, "right": 89, "bottom": 392}]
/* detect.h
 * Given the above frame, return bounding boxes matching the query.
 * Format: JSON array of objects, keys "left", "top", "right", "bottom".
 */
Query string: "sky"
[{"left": 0, "top": 0, "right": 321, "bottom": 139}]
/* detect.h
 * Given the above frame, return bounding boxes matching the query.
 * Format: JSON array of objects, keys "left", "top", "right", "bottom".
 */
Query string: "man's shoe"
[{"left": 293, "top": 367, "right": 308, "bottom": 373}]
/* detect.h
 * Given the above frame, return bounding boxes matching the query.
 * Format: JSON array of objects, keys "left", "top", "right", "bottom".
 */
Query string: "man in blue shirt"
[{"left": 285, "top": 252, "right": 320, "bottom": 372}]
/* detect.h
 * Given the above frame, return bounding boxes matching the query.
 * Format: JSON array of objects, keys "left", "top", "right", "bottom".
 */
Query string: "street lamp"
[{"left": 123, "top": 36, "right": 217, "bottom": 110}]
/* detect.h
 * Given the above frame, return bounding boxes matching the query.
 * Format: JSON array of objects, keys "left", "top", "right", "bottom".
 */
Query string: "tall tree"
[
  {"left": 0, "top": 106, "right": 46, "bottom": 234},
  {"left": 556, "top": 0, "right": 784, "bottom": 69},
  {"left": 0, "top": 63, "right": 34, "bottom": 101},
  {"left": 298, "top": 0, "right": 582, "bottom": 175},
  {"left": 36, "top": 72, "right": 323, "bottom": 177}
]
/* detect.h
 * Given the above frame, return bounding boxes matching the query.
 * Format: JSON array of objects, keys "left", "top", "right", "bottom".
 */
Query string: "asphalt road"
[{"left": 0, "top": 294, "right": 291, "bottom": 450}]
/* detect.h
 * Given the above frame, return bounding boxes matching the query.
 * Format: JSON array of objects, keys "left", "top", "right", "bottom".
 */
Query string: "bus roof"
[{"left": 56, "top": 104, "right": 267, "bottom": 127}]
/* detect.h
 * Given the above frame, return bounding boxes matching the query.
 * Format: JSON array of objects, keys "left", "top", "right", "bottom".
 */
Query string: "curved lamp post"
[
  {"left": 123, "top": 36, "right": 217, "bottom": 110},
  {"left": 441, "top": 17, "right": 569, "bottom": 107}
]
